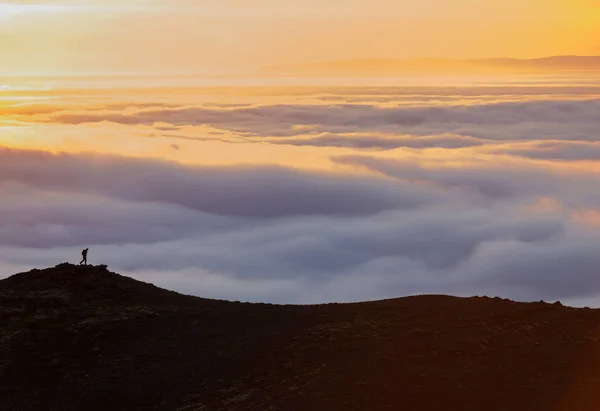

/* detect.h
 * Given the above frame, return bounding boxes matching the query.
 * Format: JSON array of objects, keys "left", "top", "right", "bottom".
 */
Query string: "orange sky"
[{"left": 0, "top": 0, "right": 599, "bottom": 74}]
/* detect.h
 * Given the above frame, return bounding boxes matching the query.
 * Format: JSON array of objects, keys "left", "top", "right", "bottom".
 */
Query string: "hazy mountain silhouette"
[
  {"left": 3, "top": 264, "right": 600, "bottom": 410},
  {"left": 263, "top": 55, "right": 600, "bottom": 75}
]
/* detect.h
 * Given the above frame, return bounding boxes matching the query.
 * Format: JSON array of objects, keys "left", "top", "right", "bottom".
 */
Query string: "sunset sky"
[
  {"left": 1, "top": 0, "right": 599, "bottom": 74},
  {"left": 1, "top": 0, "right": 600, "bottom": 306}
]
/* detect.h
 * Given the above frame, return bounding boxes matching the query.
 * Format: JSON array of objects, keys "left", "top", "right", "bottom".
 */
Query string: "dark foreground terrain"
[{"left": 3, "top": 265, "right": 600, "bottom": 410}]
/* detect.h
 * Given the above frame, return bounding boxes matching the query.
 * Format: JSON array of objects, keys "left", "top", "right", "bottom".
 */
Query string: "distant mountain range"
[{"left": 262, "top": 56, "right": 600, "bottom": 75}]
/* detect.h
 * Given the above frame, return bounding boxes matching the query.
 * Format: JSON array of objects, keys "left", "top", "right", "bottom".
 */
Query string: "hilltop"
[{"left": 3, "top": 264, "right": 600, "bottom": 410}]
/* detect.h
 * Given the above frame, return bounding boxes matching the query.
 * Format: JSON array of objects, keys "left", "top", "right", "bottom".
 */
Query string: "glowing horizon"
[{"left": 0, "top": 0, "right": 598, "bottom": 75}]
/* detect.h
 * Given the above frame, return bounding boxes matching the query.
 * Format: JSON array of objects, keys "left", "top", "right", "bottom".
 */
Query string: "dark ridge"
[{"left": 2, "top": 265, "right": 600, "bottom": 411}]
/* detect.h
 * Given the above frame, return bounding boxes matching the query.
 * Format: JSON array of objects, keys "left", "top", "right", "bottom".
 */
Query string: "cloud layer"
[
  {"left": 3, "top": 83, "right": 600, "bottom": 306},
  {"left": 3, "top": 145, "right": 600, "bottom": 305},
  {"left": 50, "top": 99, "right": 600, "bottom": 141}
]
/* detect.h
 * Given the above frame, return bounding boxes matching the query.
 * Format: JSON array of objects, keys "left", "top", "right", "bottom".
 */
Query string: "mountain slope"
[{"left": 3, "top": 264, "right": 600, "bottom": 410}]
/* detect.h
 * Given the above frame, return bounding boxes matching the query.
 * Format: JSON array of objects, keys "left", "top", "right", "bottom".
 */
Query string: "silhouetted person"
[{"left": 80, "top": 248, "right": 89, "bottom": 266}]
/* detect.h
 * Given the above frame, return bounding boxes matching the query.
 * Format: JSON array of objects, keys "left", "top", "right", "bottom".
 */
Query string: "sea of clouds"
[{"left": 2, "top": 81, "right": 600, "bottom": 305}]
